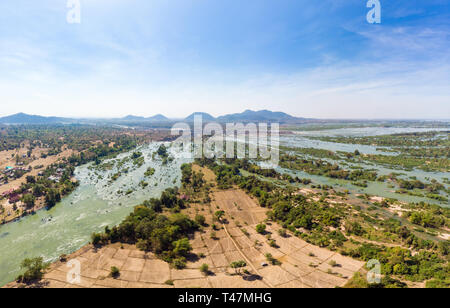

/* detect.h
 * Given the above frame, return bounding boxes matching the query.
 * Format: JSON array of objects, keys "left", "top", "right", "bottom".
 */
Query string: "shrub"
[
  {"left": 265, "top": 253, "right": 281, "bottom": 266},
  {"left": 195, "top": 214, "right": 206, "bottom": 226},
  {"left": 172, "top": 257, "right": 187, "bottom": 269},
  {"left": 110, "top": 266, "right": 120, "bottom": 279},
  {"left": 200, "top": 264, "right": 209, "bottom": 275},
  {"left": 230, "top": 261, "right": 247, "bottom": 275},
  {"left": 278, "top": 229, "right": 287, "bottom": 237},
  {"left": 268, "top": 239, "right": 277, "bottom": 248},
  {"left": 256, "top": 223, "right": 266, "bottom": 234},
  {"left": 91, "top": 232, "right": 105, "bottom": 246},
  {"left": 328, "top": 260, "right": 338, "bottom": 267},
  {"left": 215, "top": 210, "right": 225, "bottom": 221}
]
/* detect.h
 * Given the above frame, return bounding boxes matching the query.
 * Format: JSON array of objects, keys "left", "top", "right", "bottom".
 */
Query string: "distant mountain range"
[
  {"left": 0, "top": 113, "right": 71, "bottom": 125},
  {"left": 217, "top": 109, "right": 300, "bottom": 122},
  {"left": 0, "top": 110, "right": 307, "bottom": 125}
]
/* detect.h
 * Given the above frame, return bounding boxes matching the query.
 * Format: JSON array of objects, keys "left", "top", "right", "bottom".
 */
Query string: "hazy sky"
[{"left": 0, "top": 0, "right": 449, "bottom": 119}]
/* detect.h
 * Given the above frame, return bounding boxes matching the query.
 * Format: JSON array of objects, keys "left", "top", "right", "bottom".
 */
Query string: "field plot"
[{"left": 208, "top": 189, "right": 364, "bottom": 288}]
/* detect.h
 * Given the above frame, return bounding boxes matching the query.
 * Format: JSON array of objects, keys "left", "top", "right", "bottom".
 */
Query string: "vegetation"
[
  {"left": 110, "top": 266, "right": 120, "bottom": 279},
  {"left": 265, "top": 253, "right": 281, "bottom": 266},
  {"left": 90, "top": 188, "right": 199, "bottom": 268},
  {"left": 16, "top": 257, "right": 49, "bottom": 283},
  {"left": 308, "top": 131, "right": 449, "bottom": 172},
  {"left": 230, "top": 261, "right": 247, "bottom": 275},
  {"left": 200, "top": 264, "right": 210, "bottom": 275},
  {"left": 256, "top": 223, "right": 266, "bottom": 234},
  {"left": 195, "top": 157, "right": 449, "bottom": 288}
]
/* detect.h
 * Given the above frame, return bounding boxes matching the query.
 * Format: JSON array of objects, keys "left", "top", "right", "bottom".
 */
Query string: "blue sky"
[{"left": 0, "top": 0, "right": 449, "bottom": 119}]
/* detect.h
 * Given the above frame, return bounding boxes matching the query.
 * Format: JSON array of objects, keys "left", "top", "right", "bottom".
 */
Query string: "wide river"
[
  {"left": 280, "top": 127, "right": 449, "bottom": 206},
  {"left": 0, "top": 143, "right": 191, "bottom": 286}
]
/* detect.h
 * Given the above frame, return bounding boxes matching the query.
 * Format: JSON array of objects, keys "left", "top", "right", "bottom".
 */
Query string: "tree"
[
  {"left": 215, "top": 210, "right": 225, "bottom": 221},
  {"left": 157, "top": 144, "right": 168, "bottom": 158},
  {"left": 393, "top": 263, "right": 409, "bottom": 275},
  {"left": 173, "top": 238, "right": 192, "bottom": 257},
  {"left": 17, "top": 257, "right": 49, "bottom": 283},
  {"left": 438, "top": 241, "right": 449, "bottom": 256},
  {"left": 278, "top": 229, "right": 287, "bottom": 237},
  {"left": 110, "top": 266, "right": 120, "bottom": 279},
  {"left": 192, "top": 172, "right": 205, "bottom": 190},
  {"left": 91, "top": 232, "right": 104, "bottom": 247},
  {"left": 181, "top": 164, "right": 192, "bottom": 186},
  {"left": 200, "top": 264, "right": 209, "bottom": 275},
  {"left": 172, "top": 257, "right": 187, "bottom": 269},
  {"left": 195, "top": 214, "right": 206, "bottom": 226},
  {"left": 22, "top": 194, "right": 35, "bottom": 209},
  {"left": 33, "top": 184, "right": 45, "bottom": 197},
  {"left": 256, "top": 223, "right": 266, "bottom": 234},
  {"left": 230, "top": 261, "right": 247, "bottom": 275},
  {"left": 26, "top": 175, "right": 36, "bottom": 184},
  {"left": 45, "top": 188, "right": 61, "bottom": 208},
  {"left": 265, "top": 253, "right": 281, "bottom": 265}
]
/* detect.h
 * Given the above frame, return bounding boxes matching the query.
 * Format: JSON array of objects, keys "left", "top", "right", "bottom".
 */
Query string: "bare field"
[{"left": 6, "top": 188, "right": 364, "bottom": 288}]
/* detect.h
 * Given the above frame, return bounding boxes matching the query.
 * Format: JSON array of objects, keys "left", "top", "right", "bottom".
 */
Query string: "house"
[
  {"left": 2, "top": 188, "right": 18, "bottom": 198},
  {"left": 180, "top": 194, "right": 190, "bottom": 201},
  {"left": 48, "top": 176, "right": 61, "bottom": 183},
  {"left": 9, "top": 194, "right": 21, "bottom": 204}
]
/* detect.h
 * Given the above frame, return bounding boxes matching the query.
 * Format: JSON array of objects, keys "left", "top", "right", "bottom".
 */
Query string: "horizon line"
[{"left": 0, "top": 112, "right": 449, "bottom": 123}]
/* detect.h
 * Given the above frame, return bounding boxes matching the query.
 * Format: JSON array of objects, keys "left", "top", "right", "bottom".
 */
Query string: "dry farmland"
[{"left": 6, "top": 186, "right": 364, "bottom": 288}]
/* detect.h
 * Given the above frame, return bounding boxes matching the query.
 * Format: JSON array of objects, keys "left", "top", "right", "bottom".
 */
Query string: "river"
[{"left": 0, "top": 142, "right": 191, "bottom": 286}]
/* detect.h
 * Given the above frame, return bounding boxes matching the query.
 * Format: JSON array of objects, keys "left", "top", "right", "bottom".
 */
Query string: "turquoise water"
[
  {"left": 294, "top": 127, "right": 449, "bottom": 137},
  {"left": 279, "top": 127, "right": 449, "bottom": 206}
]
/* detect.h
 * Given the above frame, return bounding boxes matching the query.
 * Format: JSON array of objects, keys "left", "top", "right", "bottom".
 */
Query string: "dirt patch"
[{"left": 192, "top": 164, "right": 216, "bottom": 183}]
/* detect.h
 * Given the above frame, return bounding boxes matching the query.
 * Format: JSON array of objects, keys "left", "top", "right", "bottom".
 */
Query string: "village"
[{"left": 0, "top": 146, "right": 74, "bottom": 224}]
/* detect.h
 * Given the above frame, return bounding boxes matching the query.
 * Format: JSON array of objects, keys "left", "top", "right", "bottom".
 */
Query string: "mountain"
[
  {"left": 0, "top": 113, "right": 72, "bottom": 124},
  {"left": 217, "top": 110, "right": 303, "bottom": 123},
  {"left": 0, "top": 110, "right": 308, "bottom": 125},
  {"left": 185, "top": 112, "right": 216, "bottom": 122},
  {"left": 119, "top": 114, "right": 170, "bottom": 122},
  {"left": 147, "top": 114, "right": 170, "bottom": 122},
  {"left": 121, "top": 115, "right": 146, "bottom": 121}
]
